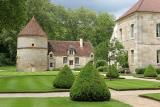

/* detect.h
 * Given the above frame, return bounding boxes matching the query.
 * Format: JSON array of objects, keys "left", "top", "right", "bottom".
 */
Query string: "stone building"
[
  {"left": 112, "top": 0, "right": 160, "bottom": 72},
  {"left": 17, "top": 17, "right": 94, "bottom": 72}
]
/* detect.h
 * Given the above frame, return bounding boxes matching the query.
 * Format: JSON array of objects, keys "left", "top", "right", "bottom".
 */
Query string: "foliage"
[
  {"left": 156, "top": 75, "right": 160, "bottom": 80},
  {"left": 0, "top": 0, "right": 28, "bottom": 65},
  {"left": 53, "top": 65, "right": 75, "bottom": 89},
  {"left": 0, "top": 0, "right": 115, "bottom": 65},
  {"left": 156, "top": 68, "right": 160, "bottom": 74},
  {"left": 135, "top": 68, "right": 145, "bottom": 74},
  {"left": 70, "top": 63, "right": 111, "bottom": 101},
  {"left": 97, "top": 66, "right": 108, "bottom": 72},
  {"left": 144, "top": 65, "right": 158, "bottom": 77},
  {"left": 106, "top": 64, "right": 119, "bottom": 79},
  {"left": 95, "top": 60, "right": 107, "bottom": 68},
  {"left": 108, "top": 38, "right": 128, "bottom": 68},
  {"left": 95, "top": 41, "right": 109, "bottom": 61}
]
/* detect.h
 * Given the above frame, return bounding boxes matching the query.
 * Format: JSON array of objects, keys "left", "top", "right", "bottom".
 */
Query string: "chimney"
[{"left": 80, "top": 38, "right": 83, "bottom": 48}]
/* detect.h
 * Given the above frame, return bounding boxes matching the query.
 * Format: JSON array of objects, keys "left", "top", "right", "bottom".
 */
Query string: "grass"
[
  {"left": 0, "top": 66, "right": 79, "bottom": 76},
  {"left": 0, "top": 75, "right": 70, "bottom": 93},
  {"left": 0, "top": 97, "right": 131, "bottom": 107},
  {"left": 106, "top": 79, "right": 160, "bottom": 91},
  {"left": 140, "top": 93, "right": 160, "bottom": 101}
]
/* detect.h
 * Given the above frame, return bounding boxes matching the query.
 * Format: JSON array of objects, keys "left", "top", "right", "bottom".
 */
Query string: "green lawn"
[
  {"left": 106, "top": 79, "right": 160, "bottom": 91},
  {"left": 140, "top": 93, "right": 160, "bottom": 101},
  {"left": 0, "top": 66, "right": 80, "bottom": 76},
  {"left": 0, "top": 97, "right": 131, "bottom": 107},
  {"left": 0, "top": 75, "right": 67, "bottom": 92}
]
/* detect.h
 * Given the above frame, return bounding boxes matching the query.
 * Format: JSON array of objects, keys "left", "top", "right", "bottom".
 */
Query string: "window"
[
  {"left": 63, "top": 57, "right": 67, "bottom": 64},
  {"left": 131, "top": 50, "right": 134, "bottom": 64},
  {"left": 50, "top": 63, "right": 53, "bottom": 67},
  {"left": 75, "top": 57, "right": 79, "bottom": 65},
  {"left": 69, "top": 60, "right": 73, "bottom": 65},
  {"left": 32, "top": 43, "right": 34, "bottom": 47},
  {"left": 157, "top": 50, "right": 160, "bottom": 63},
  {"left": 131, "top": 24, "right": 134, "bottom": 38},
  {"left": 156, "top": 23, "right": 160, "bottom": 37},
  {"left": 69, "top": 49, "right": 74, "bottom": 55},
  {"left": 50, "top": 54, "right": 53, "bottom": 58},
  {"left": 119, "top": 28, "right": 122, "bottom": 40}
]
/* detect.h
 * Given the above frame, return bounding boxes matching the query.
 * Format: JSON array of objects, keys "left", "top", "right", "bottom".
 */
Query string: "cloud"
[{"left": 51, "top": 0, "right": 138, "bottom": 18}]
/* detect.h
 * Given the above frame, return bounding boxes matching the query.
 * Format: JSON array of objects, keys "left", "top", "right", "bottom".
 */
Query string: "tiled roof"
[
  {"left": 19, "top": 16, "right": 47, "bottom": 36},
  {"left": 118, "top": 0, "right": 160, "bottom": 20},
  {"left": 48, "top": 40, "right": 93, "bottom": 57}
]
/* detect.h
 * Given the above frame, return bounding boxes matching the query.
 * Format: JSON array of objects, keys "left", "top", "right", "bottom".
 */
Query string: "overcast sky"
[{"left": 51, "top": 0, "right": 138, "bottom": 18}]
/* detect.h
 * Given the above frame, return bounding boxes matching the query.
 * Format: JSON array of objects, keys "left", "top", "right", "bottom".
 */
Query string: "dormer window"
[
  {"left": 90, "top": 53, "right": 94, "bottom": 58},
  {"left": 69, "top": 49, "right": 74, "bottom": 55},
  {"left": 49, "top": 52, "right": 54, "bottom": 58}
]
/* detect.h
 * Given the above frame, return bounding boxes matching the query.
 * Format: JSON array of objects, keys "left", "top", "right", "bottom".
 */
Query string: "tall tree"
[{"left": 0, "top": 0, "right": 27, "bottom": 65}]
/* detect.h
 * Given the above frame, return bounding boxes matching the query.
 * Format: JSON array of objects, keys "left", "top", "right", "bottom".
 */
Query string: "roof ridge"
[{"left": 48, "top": 40, "right": 90, "bottom": 43}]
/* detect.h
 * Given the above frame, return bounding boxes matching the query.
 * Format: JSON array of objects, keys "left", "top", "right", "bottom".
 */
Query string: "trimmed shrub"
[
  {"left": 97, "top": 66, "right": 108, "bottom": 72},
  {"left": 53, "top": 65, "right": 75, "bottom": 89},
  {"left": 156, "top": 75, "right": 160, "bottom": 80},
  {"left": 106, "top": 64, "right": 119, "bottom": 78},
  {"left": 70, "top": 63, "right": 111, "bottom": 101},
  {"left": 96, "top": 60, "right": 107, "bottom": 68},
  {"left": 144, "top": 65, "right": 158, "bottom": 77},
  {"left": 135, "top": 68, "right": 145, "bottom": 74},
  {"left": 156, "top": 68, "right": 160, "bottom": 74}
]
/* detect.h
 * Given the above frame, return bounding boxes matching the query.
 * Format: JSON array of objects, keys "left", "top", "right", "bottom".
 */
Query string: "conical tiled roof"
[
  {"left": 118, "top": 0, "right": 160, "bottom": 20},
  {"left": 19, "top": 16, "right": 47, "bottom": 36}
]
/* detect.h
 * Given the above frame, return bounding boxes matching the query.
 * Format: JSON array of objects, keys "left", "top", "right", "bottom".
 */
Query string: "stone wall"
[
  {"left": 17, "top": 36, "right": 48, "bottom": 72},
  {"left": 48, "top": 55, "right": 93, "bottom": 70},
  {"left": 112, "top": 12, "right": 160, "bottom": 72}
]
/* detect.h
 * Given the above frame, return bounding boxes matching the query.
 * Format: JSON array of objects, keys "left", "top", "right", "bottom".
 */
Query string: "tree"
[
  {"left": 106, "top": 64, "right": 119, "bottom": 78},
  {"left": 107, "top": 38, "right": 128, "bottom": 80},
  {"left": 0, "top": 0, "right": 27, "bottom": 65},
  {"left": 70, "top": 62, "right": 111, "bottom": 101},
  {"left": 95, "top": 41, "right": 109, "bottom": 61}
]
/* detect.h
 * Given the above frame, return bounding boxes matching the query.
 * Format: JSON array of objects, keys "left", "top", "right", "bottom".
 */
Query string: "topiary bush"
[
  {"left": 144, "top": 65, "right": 158, "bottom": 77},
  {"left": 135, "top": 68, "right": 145, "bottom": 74},
  {"left": 53, "top": 65, "right": 75, "bottom": 89},
  {"left": 95, "top": 60, "right": 107, "bottom": 68},
  {"left": 106, "top": 64, "right": 119, "bottom": 79},
  {"left": 156, "top": 68, "right": 160, "bottom": 74},
  {"left": 70, "top": 63, "right": 111, "bottom": 101},
  {"left": 97, "top": 66, "right": 108, "bottom": 72},
  {"left": 156, "top": 75, "right": 160, "bottom": 80}
]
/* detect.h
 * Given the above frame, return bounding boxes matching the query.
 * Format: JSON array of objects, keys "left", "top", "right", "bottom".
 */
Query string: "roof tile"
[
  {"left": 19, "top": 16, "right": 47, "bottom": 36},
  {"left": 118, "top": 0, "right": 160, "bottom": 20}
]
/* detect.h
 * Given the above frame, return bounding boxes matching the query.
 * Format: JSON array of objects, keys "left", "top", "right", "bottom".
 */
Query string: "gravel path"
[
  {"left": 0, "top": 90, "right": 159, "bottom": 107},
  {"left": 121, "top": 76, "right": 160, "bottom": 82}
]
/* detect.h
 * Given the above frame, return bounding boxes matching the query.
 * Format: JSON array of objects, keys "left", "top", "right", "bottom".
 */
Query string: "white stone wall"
[
  {"left": 17, "top": 36, "right": 48, "bottom": 72},
  {"left": 17, "top": 36, "right": 48, "bottom": 48},
  {"left": 112, "top": 12, "right": 160, "bottom": 72},
  {"left": 48, "top": 55, "right": 93, "bottom": 69}
]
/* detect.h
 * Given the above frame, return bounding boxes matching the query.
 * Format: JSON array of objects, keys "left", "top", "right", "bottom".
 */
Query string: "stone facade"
[
  {"left": 48, "top": 40, "right": 94, "bottom": 70},
  {"left": 17, "top": 36, "right": 48, "bottom": 72},
  {"left": 112, "top": 12, "right": 160, "bottom": 72},
  {"left": 48, "top": 53, "right": 94, "bottom": 70}
]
